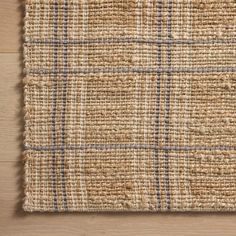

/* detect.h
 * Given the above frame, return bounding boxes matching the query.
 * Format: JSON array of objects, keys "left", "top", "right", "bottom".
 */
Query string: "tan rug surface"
[{"left": 23, "top": 0, "right": 236, "bottom": 212}]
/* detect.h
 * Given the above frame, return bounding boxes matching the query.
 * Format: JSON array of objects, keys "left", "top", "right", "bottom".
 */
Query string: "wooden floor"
[{"left": 1, "top": 1, "right": 236, "bottom": 235}]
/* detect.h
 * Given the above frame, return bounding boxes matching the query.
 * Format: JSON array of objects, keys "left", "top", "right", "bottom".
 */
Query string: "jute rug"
[{"left": 23, "top": 0, "right": 236, "bottom": 212}]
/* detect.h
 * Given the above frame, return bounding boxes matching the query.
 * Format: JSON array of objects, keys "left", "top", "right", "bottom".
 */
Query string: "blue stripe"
[
  {"left": 155, "top": 0, "right": 163, "bottom": 210},
  {"left": 52, "top": 0, "right": 59, "bottom": 211},
  {"left": 164, "top": 0, "right": 173, "bottom": 210},
  {"left": 25, "top": 38, "right": 236, "bottom": 45},
  {"left": 27, "top": 66, "right": 236, "bottom": 75},
  {"left": 61, "top": 0, "right": 68, "bottom": 210},
  {"left": 24, "top": 144, "right": 236, "bottom": 152}
]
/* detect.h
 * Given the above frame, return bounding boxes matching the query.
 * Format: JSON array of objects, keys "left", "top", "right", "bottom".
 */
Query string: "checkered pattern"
[{"left": 23, "top": 0, "right": 236, "bottom": 212}]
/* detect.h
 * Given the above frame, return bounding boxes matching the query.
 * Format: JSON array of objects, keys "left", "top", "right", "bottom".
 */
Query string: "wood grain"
[
  {"left": 0, "top": 53, "right": 23, "bottom": 162},
  {"left": 0, "top": 0, "right": 22, "bottom": 52},
  {"left": 0, "top": 1, "right": 236, "bottom": 235}
]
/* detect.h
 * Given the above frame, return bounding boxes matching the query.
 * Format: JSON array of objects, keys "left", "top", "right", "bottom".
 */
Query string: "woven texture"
[{"left": 23, "top": 0, "right": 236, "bottom": 212}]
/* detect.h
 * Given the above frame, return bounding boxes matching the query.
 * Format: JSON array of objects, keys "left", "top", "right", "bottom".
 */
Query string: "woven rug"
[{"left": 23, "top": 0, "right": 236, "bottom": 212}]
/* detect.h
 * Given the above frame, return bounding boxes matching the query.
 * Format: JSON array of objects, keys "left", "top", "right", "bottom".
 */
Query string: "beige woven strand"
[{"left": 23, "top": 0, "right": 236, "bottom": 212}]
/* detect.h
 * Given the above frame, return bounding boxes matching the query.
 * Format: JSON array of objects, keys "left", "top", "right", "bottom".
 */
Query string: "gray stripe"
[
  {"left": 61, "top": 0, "right": 68, "bottom": 210},
  {"left": 25, "top": 38, "right": 236, "bottom": 45},
  {"left": 164, "top": 0, "right": 172, "bottom": 210},
  {"left": 52, "top": 0, "right": 58, "bottom": 211},
  {"left": 24, "top": 144, "right": 236, "bottom": 151},
  {"left": 26, "top": 67, "right": 236, "bottom": 75},
  {"left": 155, "top": 0, "right": 163, "bottom": 210}
]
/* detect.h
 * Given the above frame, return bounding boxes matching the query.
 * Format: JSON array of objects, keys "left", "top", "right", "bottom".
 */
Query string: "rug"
[{"left": 23, "top": 0, "right": 236, "bottom": 212}]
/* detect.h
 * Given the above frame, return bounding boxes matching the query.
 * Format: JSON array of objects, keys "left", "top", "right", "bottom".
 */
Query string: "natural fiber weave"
[{"left": 23, "top": 0, "right": 236, "bottom": 212}]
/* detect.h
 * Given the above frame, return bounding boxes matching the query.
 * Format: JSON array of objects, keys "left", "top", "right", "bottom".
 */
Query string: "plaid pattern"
[{"left": 23, "top": 0, "right": 236, "bottom": 212}]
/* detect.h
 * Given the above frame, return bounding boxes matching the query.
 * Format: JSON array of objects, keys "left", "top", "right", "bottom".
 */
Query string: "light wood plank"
[
  {"left": 0, "top": 53, "right": 22, "bottom": 162},
  {"left": 0, "top": 0, "right": 22, "bottom": 52}
]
